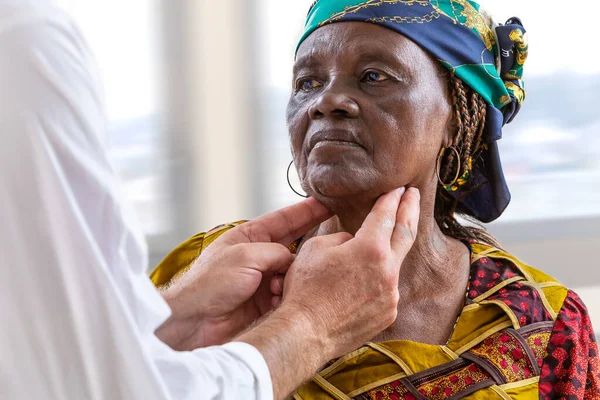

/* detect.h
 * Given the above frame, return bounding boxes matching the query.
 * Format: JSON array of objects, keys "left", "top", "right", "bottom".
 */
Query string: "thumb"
[{"left": 219, "top": 198, "right": 331, "bottom": 246}]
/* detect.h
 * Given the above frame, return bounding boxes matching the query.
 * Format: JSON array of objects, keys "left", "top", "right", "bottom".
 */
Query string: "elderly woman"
[{"left": 151, "top": 1, "right": 599, "bottom": 398}]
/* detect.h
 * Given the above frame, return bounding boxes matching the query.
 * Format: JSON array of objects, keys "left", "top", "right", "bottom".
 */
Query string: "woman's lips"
[
  {"left": 313, "top": 139, "right": 363, "bottom": 150},
  {"left": 307, "top": 129, "right": 365, "bottom": 153}
]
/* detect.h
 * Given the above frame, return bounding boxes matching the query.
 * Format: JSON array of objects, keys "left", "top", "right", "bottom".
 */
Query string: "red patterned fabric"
[
  {"left": 467, "top": 257, "right": 522, "bottom": 300},
  {"left": 539, "top": 291, "right": 600, "bottom": 399},
  {"left": 487, "top": 282, "right": 554, "bottom": 327},
  {"left": 468, "top": 255, "right": 554, "bottom": 327}
]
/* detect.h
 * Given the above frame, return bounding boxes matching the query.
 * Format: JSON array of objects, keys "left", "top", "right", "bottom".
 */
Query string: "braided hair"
[{"left": 434, "top": 71, "right": 503, "bottom": 249}]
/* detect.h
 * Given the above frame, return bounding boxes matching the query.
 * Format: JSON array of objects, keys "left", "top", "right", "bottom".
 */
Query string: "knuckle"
[
  {"left": 381, "top": 306, "right": 397, "bottom": 327},
  {"left": 303, "top": 236, "right": 320, "bottom": 250},
  {"left": 233, "top": 223, "right": 252, "bottom": 239},
  {"left": 236, "top": 221, "right": 269, "bottom": 243},
  {"left": 367, "top": 244, "right": 388, "bottom": 263},
  {"left": 338, "top": 232, "right": 354, "bottom": 242},
  {"left": 389, "top": 289, "right": 400, "bottom": 306},
  {"left": 232, "top": 243, "right": 253, "bottom": 261},
  {"left": 395, "top": 220, "right": 417, "bottom": 242},
  {"left": 384, "top": 295, "right": 399, "bottom": 324},
  {"left": 271, "top": 242, "right": 288, "bottom": 254},
  {"left": 387, "top": 309, "right": 398, "bottom": 326},
  {"left": 245, "top": 222, "right": 265, "bottom": 242}
]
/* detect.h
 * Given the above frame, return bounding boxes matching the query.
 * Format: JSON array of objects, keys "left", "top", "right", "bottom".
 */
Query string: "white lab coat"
[{"left": 0, "top": 1, "right": 272, "bottom": 399}]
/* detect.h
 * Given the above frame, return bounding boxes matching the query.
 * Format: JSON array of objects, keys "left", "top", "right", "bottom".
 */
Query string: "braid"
[
  {"left": 473, "top": 96, "right": 487, "bottom": 156},
  {"left": 435, "top": 72, "right": 502, "bottom": 249},
  {"left": 450, "top": 76, "right": 463, "bottom": 145},
  {"left": 441, "top": 76, "right": 463, "bottom": 183},
  {"left": 461, "top": 92, "right": 480, "bottom": 169}
]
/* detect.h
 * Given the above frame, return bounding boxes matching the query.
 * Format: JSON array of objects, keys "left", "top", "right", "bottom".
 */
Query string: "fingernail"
[
  {"left": 397, "top": 187, "right": 406, "bottom": 196},
  {"left": 409, "top": 187, "right": 420, "bottom": 200}
]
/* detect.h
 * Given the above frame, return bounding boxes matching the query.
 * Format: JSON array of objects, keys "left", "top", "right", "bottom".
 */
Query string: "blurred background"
[{"left": 57, "top": 0, "right": 598, "bottom": 330}]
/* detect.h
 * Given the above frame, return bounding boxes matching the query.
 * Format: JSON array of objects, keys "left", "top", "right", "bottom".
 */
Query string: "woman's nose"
[{"left": 308, "top": 80, "right": 360, "bottom": 120}]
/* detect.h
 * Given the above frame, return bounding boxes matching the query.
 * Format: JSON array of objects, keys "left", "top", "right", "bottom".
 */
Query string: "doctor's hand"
[
  {"left": 284, "top": 187, "right": 421, "bottom": 358},
  {"left": 238, "top": 187, "right": 421, "bottom": 400},
  {"left": 155, "top": 198, "right": 332, "bottom": 350}
]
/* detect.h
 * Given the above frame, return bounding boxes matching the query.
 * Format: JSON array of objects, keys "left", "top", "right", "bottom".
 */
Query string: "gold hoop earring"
[
  {"left": 436, "top": 146, "right": 461, "bottom": 187},
  {"left": 287, "top": 160, "right": 309, "bottom": 198}
]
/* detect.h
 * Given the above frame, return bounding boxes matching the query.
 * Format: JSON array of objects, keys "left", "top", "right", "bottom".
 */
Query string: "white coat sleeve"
[{"left": 0, "top": 5, "right": 272, "bottom": 400}]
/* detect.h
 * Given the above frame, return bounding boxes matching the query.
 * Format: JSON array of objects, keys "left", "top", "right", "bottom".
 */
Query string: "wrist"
[
  {"left": 278, "top": 301, "right": 334, "bottom": 360},
  {"left": 237, "top": 303, "right": 332, "bottom": 399},
  {"left": 157, "top": 285, "right": 205, "bottom": 350},
  {"left": 160, "top": 270, "right": 215, "bottom": 321},
  {"left": 155, "top": 312, "right": 202, "bottom": 350}
]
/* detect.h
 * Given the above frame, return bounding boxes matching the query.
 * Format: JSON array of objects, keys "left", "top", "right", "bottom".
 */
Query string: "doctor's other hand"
[
  {"left": 236, "top": 187, "right": 420, "bottom": 400},
  {"left": 155, "top": 197, "right": 332, "bottom": 350},
  {"left": 278, "top": 187, "right": 420, "bottom": 358}
]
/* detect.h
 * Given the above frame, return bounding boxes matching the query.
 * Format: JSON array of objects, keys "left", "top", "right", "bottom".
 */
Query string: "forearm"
[{"left": 237, "top": 305, "right": 331, "bottom": 400}]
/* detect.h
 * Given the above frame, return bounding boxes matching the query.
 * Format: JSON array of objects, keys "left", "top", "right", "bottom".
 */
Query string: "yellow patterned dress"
[{"left": 150, "top": 223, "right": 600, "bottom": 399}]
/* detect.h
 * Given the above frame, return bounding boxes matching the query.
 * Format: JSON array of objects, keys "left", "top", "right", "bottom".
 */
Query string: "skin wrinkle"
[{"left": 287, "top": 22, "right": 471, "bottom": 345}]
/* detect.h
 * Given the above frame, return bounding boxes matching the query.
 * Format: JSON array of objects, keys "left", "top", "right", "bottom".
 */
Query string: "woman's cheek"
[
  {"left": 289, "top": 127, "right": 304, "bottom": 161},
  {"left": 288, "top": 109, "right": 309, "bottom": 157}
]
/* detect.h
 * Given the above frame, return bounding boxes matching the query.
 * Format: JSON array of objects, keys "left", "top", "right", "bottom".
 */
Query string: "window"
[
  {"left": 485, "top": 0, "right": 600, "bottom": 222},
  {"left": 57, "top": 0, "right": 171, "bottom": 236},
  {"left": 254, "top": 0, "right": 317, "bottom": 214}
]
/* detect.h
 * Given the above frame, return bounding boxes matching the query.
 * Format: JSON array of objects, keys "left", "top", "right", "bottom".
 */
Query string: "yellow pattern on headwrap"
[
  {"left": 318, "top": 0, "right": 430, "bottom": 27},
  {"left": 505, "top": 82, "right": 524, "bottom": 104},
  {"left": 509, "top": 29, "right": 528, "bottom": 65},
  {"left": 432, "top": 0, "right": 495, "bottom": 50}
]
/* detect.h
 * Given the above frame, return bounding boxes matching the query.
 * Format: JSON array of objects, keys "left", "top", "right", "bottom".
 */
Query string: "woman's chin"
[
  {"left": 302, "top": 161, "right": 380, "bottom": 199},
  {"left": 305, "top": 173, "right": 370, "bottom": 200},
  {"left": 310, "top": 183, "right": 361, "bottom": 199}
]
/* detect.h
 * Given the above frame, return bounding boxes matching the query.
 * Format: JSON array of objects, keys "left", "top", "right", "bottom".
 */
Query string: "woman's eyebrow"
[
  {"left": 293, "top": 49, "right": 411, "bottom": 75},
  {"left": 293, "top": 55, "right": 321, "bottom": 75},
  {"left": 357, "top": 52, "right": 409, "bottom": 69}
]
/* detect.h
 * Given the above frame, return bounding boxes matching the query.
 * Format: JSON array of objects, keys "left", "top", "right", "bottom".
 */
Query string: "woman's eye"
[
  {"left": 363, "top": 71, "right": 389, "bottom": 82},
  {"left": 297, "top": 78, "right": 322, "bottom": 91}
]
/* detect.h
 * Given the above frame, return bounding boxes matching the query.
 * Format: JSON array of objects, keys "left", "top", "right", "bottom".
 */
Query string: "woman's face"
[{"left": 287, "top": 22, "right": 453, "bottom": 201}]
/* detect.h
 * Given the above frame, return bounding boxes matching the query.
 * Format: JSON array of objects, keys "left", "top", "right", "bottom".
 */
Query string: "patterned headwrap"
[{"left": 296, "top": 0, "right": 528, "bottom": 222}]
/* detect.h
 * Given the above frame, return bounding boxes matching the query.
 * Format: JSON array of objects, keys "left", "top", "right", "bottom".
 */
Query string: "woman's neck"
[
  {"left": 301, "top": 187, "right": 472, "bottom": 344},
  {"left": 304, "top": 187, "right": 467, "bottom": 277}
]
